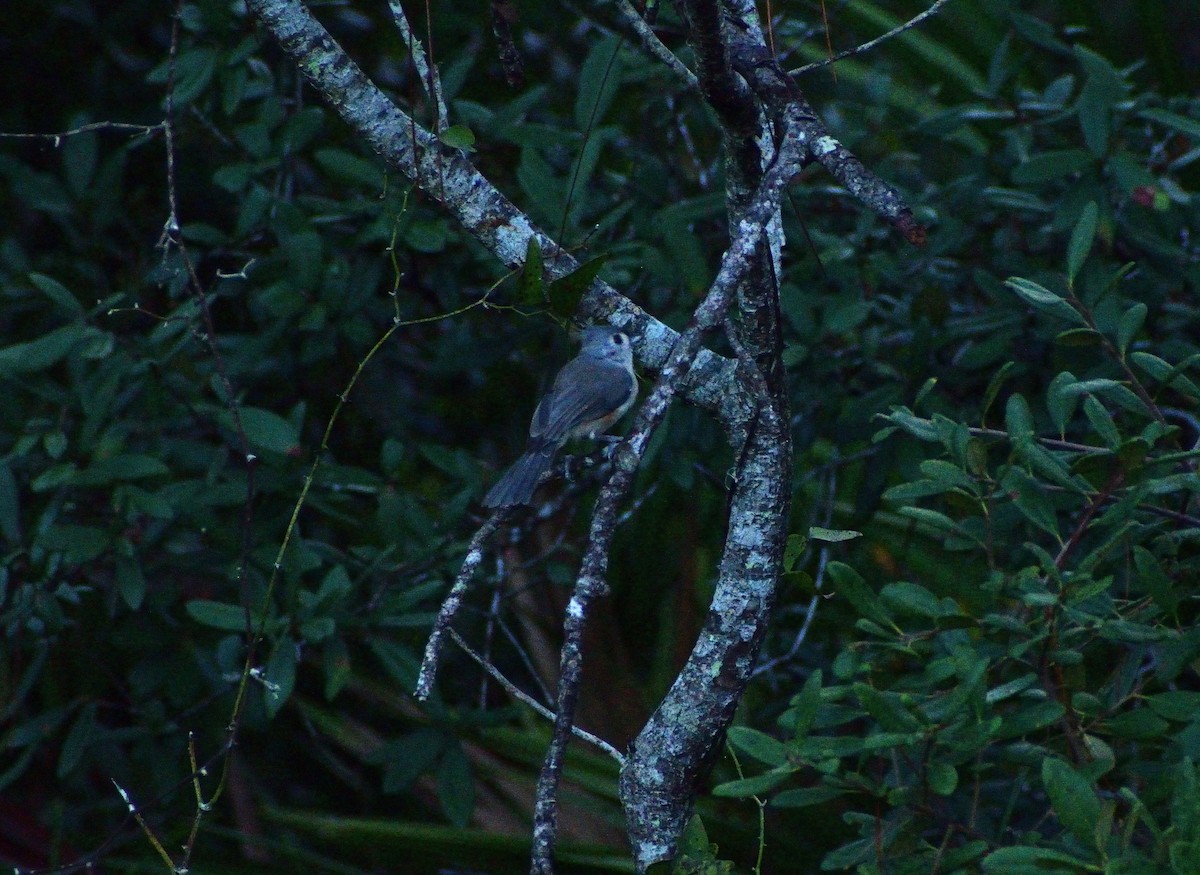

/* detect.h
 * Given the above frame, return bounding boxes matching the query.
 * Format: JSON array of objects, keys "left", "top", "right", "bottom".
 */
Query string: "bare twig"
[
  {"left": 610, "top": 0, "right": 699, "bottom": 91},
  {"left": 0, "top": 121, "right": 163, "bottom": 144},
  {"left": 790, "top": 0, "right": 958, "bottom": 76},
  {"left": 490, "top": 0, "right": 525, "bottom": 88},
  {"left": 449, "top": 630, "right": 624, "bottom": 763},
  {"left": 387, "top": 0, "right": 449, "bottom": 131},
  {"left": 415, "top": 512, "right": 506, "bottom": 699}
]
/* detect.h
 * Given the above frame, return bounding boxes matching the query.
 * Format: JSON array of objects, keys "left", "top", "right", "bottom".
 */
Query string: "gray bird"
[{"left": 483, "top": 326, "right": 638, "bottom": 508}]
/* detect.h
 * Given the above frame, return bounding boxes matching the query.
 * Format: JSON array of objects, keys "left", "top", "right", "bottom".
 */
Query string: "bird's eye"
[{"left": 612, "top": 333, "right": 625, "bottom": 345}]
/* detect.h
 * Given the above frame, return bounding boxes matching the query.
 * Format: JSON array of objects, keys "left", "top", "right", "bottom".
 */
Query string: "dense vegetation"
[{"left": 0, "top": 1, "right": 1197, "bottom": 873}]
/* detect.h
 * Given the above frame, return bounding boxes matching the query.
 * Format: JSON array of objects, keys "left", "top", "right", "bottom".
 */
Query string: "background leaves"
[{"left": 0, "top": 1, "right": 1197, "bottom": 873}]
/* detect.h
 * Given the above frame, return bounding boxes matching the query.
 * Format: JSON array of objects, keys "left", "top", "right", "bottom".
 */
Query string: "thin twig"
[
  {"left": 0, "top": 121, "right": 163, "bottom": 144},
  {"left": 790, "top": 0, "right": 957, "bottom": 76},
  {"left": 610, "top": 0, "right": 699, "bottom": 91},
  {"left": 449, "top": 630, "right": 625, "bottom": 763},
  {"left": 415, "top": 511, "right": 506, "bottom": 699},
  {"left": 387, "top": 0, "right": 448, "bottom": 131}
]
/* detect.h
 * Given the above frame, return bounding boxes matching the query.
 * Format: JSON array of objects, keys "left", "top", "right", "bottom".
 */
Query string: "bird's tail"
[{"left": 482, "top": 445, "right": 556, "bottom": 508}]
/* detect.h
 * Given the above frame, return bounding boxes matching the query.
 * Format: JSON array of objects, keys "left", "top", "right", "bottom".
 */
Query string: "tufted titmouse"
[{"left": 483, "top": 326, "right": 638, "bottom": 508}]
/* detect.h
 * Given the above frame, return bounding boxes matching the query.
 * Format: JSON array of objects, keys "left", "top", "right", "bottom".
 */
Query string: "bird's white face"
[{"left": 581, "top": 327, "right": 634, "bottom": 367}]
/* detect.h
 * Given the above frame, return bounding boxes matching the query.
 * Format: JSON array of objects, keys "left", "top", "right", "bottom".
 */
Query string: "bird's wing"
[{"left": 529, "top": 359, "right": 633, "bottom": 442}]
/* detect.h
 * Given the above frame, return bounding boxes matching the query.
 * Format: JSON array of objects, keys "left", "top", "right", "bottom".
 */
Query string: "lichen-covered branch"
[
  {"left": 244, "top": 4, "right": 924, "bottom": 873},
  {"left": 529, "top": 110, "right": 807, "bottom": 874},
  {"left": 243, "top": 0, "right": 739, "bottom": 414},
  {"left": 727, "top": 36, "right": 927, "bottom": 244}
]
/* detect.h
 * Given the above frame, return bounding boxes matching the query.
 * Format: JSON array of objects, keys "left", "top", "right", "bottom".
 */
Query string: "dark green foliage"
[
  {"left": 711, "top": 6, "right": 1200, "bottom": 872},
  {"left": 0, "top": 1, "right": 1197, "bottom": 874}
]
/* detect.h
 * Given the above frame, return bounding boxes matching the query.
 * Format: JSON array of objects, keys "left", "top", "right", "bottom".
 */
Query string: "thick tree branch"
[
  {"left": 728, "top": 38, "right": 927, "bottom": 244},
  {"left": 243, "top": 0, "right": 739, "bottom": 414},
  {"left": 529, "top": 107, "right": 808, "bottom": 874},
  {"left": 245, "top": 5, "right": 923, "bottom": 873}
]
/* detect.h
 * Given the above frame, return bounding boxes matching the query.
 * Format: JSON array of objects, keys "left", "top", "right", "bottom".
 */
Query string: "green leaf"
[
  {"left": 116, "top": 555, "right": 146, "bottom": 611},
  {"left": 278, "top": 107, "right": 325, "bottom": 153},
  {"left": 367, "top": 638, "right": 421, "bottom": 690},
  {"left": 436, "top": 742, "right": 475, "bottom": 828},
  {"left": 379, "top": 728, "right": 444, "bottom": 793},
  {"left": 1134, "top": 547, "right": 1176, "bottom": 613},
  {"left": 808, "top": 526, "right": 862, "bottom": 543},
  {"left": 1075, "top": 46, "right": 1118, "bottom": 154},
  {"left": 0, "top": 463, "right": 21, "bottom": 543},
  {"left": 263, "top": 637, "right": 297, "bottom": 718},
  {"left": 1082, "top": 396, "right": 1121, "bottom": 450},
  {"left": 400, "top": 218, "right": 447, "bottom": 254},
  {"left": 821, "top": 838, "right": 875, "bottom": 871},
  {"left": 1011, "top": 149, "right": 1093, "bottom": 184},
  {"left": 186, "top": 600, "right": 256, "bottom": 632},
  {"left": 516, "top": 145, "right": 564, "bottom": 222},
  {"left": 1117, "top": 302, "right": 1147, "bottom": 354},
  {"left": 882, "top": 407, "right": 939, "bottom": 442},
  {"left": 996, "top": 701, "right": 1064, "bottom": 739},
  {"left": 985, "top": 673, "right": 1038, "bottom": 705},
  {"left": 28, "top": 272, "right": 84, "bottom": 317},
  {"left": 1104, "top": 708, "right": 1170, "bottom": 740},
  {"left": 771, "top": 785, "right": 848, "bottom": 808},
  {"left": 1005, "top": 393, "right": 1035, "bottom": 442},
  {"left": 1139, "top": 107, "right": 1200, "bottom": 139},
  {"left": 70, "top": 454, "right": 171, "bottom": 487},
  {"left": 1077, "top": 79, "right": 1112, "bottom": 157},
  {"left": 314, "top": 148, "right": 384, "bottom": 189},
  {"left": 928, "top": 762, "right": 958, "bottom": 796},
  {"left": 575, "top": 35, "right": 623, "bottom": 130},
  {"left": 1043, "top": 757, "right": 1102, "bottom": 846},
  {"left": 677, "top": 813, "right": 711, "bottom": 856},
  {"left": 896, "top": 506, "right": 971, "bottom": 541},
  {"left": 727, "top": 726, "right": 788, "bottom": 767},
  {"left": 982, "top": 845, "right": 1096, "bottom": 871},
  {"left": 711, "top": 768, "right": 792, "bottom": 798},
  {"left": 1147, "top": 692, "right": 1200, "bottom": 722},
  {"left": 547, "top": 254, "right": 607, "bottom": 317},
  {"left": 1130, "top": 351, "right": 1200, "bottom": 399},
  {"left": 981, "top": 361, "right": 1016, "bottom": 424},
  {"left": 0, "top": 324, "right": 87, "bottom": 376},
  {"left": 438, "top": 124, "right": 476, "bottom": 150},
  {"left": 1046, "top": 371, "right": 1079, "bottom": 435},
  {"left": 323, "top": 636, "right": 351, "bottom": 701},
  {"left": 788, "top": 670, "right": 822, "bottom": 741},
  {"left": 1066, "top": 201, "right": 1098, "bottom": 286},
  {"left": 914, "top": 376, "right": 938, "bottom": 408},
  {"left": 39, "top": 525, "right": 109, "bottom": 564},
  {"left": 516, "top": 236, "right": 545, "bottom": 305},
  {"left": 827, "top": 561, "right": 892, "bottom": 626},
  {"left": 853, "top": 682, "right": 922, "bottom": 731},
  {"left": 1003, "top": 277, "right": 1083, "bottom": 325},
  {"left": 62, "top": 129, "right": 97, "bottom": 197},
  {"left": 227, "top": 406, "right": 302, "bottom": 456},
  {"left": 879, "top": 581, "right": 947, "bottom": 619},
  {"left": 56, "top": 703, "right": 97, "bottom": 779},
  {"left": 1054, "top": 327, "right": 1103, "bottom": 348},
  {"left": 783, "top": 533, "right": 807, "bottom": 572}
]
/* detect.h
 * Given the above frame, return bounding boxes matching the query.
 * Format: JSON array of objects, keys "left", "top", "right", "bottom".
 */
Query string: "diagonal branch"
[
  {"left": 790, "top": 0, "right": 957, "bottom": 76},
  {"left": 243, "top": 0, "right": 741, "bottom": 415}
]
